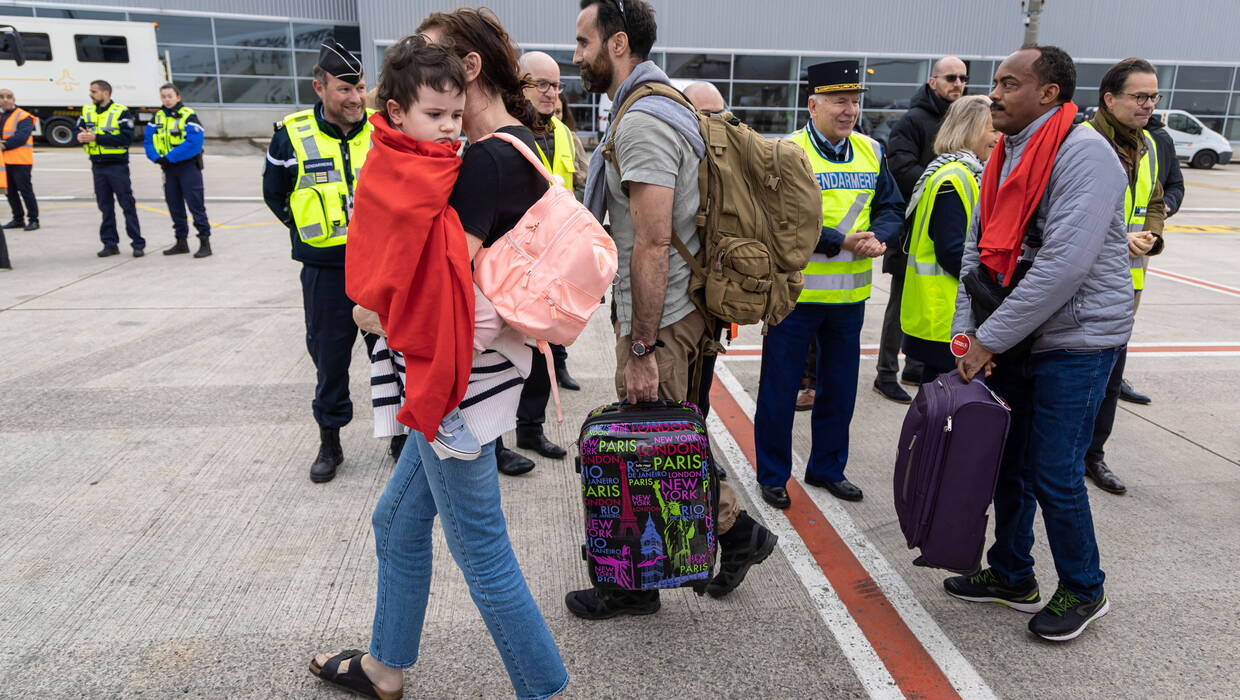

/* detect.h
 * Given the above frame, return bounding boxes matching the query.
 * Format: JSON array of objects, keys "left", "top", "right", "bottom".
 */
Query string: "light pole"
[{"left": 1023, "top": 0, "right": 1044, "bottom": 47}]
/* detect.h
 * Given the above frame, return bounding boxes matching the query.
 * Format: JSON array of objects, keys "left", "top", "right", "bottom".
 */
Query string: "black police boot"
[
  {"left": 163, "top": 238, "right": 190, "bottom": 255},
  {"left": 23, "top": 219, "right": 38, "bottom": 231},
  {"left": 389, "top": 433, "right": 407, "bottom": 461},
  {"left": 193, "top": 236, "right": 212, "bottom": 258},
  {"left": 310, "top": 426, "right": 344, "bottom": 483},
  {"left": 565, "top": 587, "right": 661, "bottom": 620},
  {"left": 555, "top": 362, "right": 581, "bottom": 391},
  {"left": 707, "top": 511, "right": 779, "bottom": 598},
  {"left": 2, "top": 219, "right": 24, "bottom": 229},
  {"left": 97, "top": 246, "right": 120, "bottom": 257}
]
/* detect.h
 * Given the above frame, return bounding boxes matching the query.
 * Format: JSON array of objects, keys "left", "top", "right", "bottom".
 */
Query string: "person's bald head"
[
  {"left": 929, "top": 56, "right": 968, "bottom": 102},
  {"left": 684, "top": 81, "right": 726, "bottom": 115},
  {"left": 0, "top": 89, "right": 14, "bottom": 111},
  {"left": 519, "top": 50, "right": 562, "bottom": 117}
]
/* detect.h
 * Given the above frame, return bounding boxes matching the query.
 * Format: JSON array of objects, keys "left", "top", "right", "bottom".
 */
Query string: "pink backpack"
[{"left": 473, "top": 131, "right": 618, "bottom": 420}]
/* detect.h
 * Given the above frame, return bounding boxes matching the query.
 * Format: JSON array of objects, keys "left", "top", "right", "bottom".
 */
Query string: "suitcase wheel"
[{"left": 574, "top": 455, "right": 581, "bottom": 473}]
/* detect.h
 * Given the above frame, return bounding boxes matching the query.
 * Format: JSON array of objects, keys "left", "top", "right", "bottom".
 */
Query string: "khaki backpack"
[{"left": 603, "top": 82, "right": 823, "bottom": 328}]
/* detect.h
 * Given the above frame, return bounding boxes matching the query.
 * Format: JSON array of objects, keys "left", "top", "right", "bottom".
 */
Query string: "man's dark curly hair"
[
  {"left": 1098, "top": 58, "right": 1157, "bottom": 110},
  {"left": 1028, "top": 44, "right": 1076, "bottom": 104}
]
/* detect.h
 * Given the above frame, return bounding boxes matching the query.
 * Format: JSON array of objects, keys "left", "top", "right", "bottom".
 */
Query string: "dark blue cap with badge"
[
  {"left": 317, "top": 38, "right": 363, "bottom": 84},
  {"left": 806, "top": 60, "right": 867, "bottom": 94}
]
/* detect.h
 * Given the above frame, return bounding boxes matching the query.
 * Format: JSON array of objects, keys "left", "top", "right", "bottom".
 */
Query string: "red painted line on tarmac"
[
  {"left": 1148, "top": 268, "right": 1240, "bottom": 297},
  {"left": 709, "top": 378, "right": 961, "bottom": 700}
]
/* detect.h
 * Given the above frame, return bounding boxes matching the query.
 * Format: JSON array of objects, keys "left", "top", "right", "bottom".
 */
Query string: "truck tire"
[
  {"left": 44, "top": 118, "right": 77, "bottom": 147},
  {"left": 1190, "top": 150, "right": 1218, "bottom": 169}
]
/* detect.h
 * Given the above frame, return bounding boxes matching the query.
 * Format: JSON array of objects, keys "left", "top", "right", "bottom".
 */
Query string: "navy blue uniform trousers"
[
  {"left": 755, "top": 301, "right": 866, "bottom": 486},
  {"left": 92, "top": 162, "right": 143, "bottom": 249},
  {"left": 163, "top": 160, "right": 210, "bottom": 240},
  {"left": 300, "top": 264, "right": 372, "bottom": 428}
]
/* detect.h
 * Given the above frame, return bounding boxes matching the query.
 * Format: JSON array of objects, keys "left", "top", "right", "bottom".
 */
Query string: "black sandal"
[{"left": 309, "top": 649, "right": 403, "bottom": 700}]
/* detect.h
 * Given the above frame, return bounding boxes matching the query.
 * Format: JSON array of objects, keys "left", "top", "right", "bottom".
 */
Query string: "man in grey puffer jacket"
[{"left": 943, "top": 46, "right": 1131, "bottom": 644}]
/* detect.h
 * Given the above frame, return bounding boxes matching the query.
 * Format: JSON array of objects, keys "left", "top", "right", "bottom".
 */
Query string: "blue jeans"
[
  {"left": 369, "top": 438, "right": 568, "bottom": 699},
  {"left": 986, "top": 348, "right": 1119, "bottom": 601},
  {"left": 755, "top": 302, "right": 865, "bottom": 486}
]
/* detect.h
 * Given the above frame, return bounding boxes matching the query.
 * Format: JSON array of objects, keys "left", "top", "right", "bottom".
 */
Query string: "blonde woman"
[{"left": 899, "top": 95, "right": 998, "bottom": 382}]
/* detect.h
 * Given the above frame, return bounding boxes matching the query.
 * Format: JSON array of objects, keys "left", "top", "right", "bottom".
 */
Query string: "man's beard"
[
  {"left": 325, "top": 101, "right": 361, "bottom": 126},
  {"left": 580, "top": 53, "right": 614, "bottom": 94}
]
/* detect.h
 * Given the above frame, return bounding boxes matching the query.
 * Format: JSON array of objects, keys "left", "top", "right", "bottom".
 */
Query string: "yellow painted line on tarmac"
[
  {"left": 1164, "top": 224, "right": 1240, "bottom": 233},
  {"left": 1186, "top": 181, "right": 1240, "bottom": 192},
  {"left": 134, "top": 203, "right": 272, "bottom": 230}
]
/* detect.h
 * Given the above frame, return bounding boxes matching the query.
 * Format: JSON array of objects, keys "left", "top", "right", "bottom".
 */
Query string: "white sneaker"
[{"left": 430, "top": 408, "right": 482, "bottom": 461}]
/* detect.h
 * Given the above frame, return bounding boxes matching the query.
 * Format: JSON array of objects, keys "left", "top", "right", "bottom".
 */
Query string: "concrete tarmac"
[{"left": 1, "top": 146, "right": 1237, "bottom": 699}]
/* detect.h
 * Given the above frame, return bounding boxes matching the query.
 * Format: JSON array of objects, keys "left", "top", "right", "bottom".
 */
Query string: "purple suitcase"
[{"left": 892, "top": 370, "right": 1011, "bottom": 574}]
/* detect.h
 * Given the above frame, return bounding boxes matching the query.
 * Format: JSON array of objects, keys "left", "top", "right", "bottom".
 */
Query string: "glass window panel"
[
  {"left": 295, "top": 50, "right": 318, "bottom": 77},
  {"left": 865, "top": 58, "right": 928, "bottom": 84},
  {"left": 862, "top": 84, "right": 919, "bottom": 110},
  {"left": 965, "top": 60, "right": 994, "bottom": 89},
  {"left": 1174, "top": 65, "right": 1233, "bottom": 91},
  {"left": 173, "top": 75, "right": 219, "bottom": 103},
  {"left": 220, "top": 77, "right": 295, "bottom": 104},
  {"left": 1231, "top": 95, "right": 1240, "bottom": 116},
  {"left": 163, "top": 45, "right": 216, "bottom": 75},
  {"left": 650, "top": 52, "right": 665, "bottom": 70},
  {"left": 1157, "top": 63, "right": 1175, "bottom": 90},
  {"left": 798, "top": 56, "right": 853, "bottom": 82},
  {"left": 1, "top": 32, "right": 51, "bottom": 61},
  {"left": 218, "top": 48, "right": 291, "bottom": 77},
  {"left": 1074, "top": 62, "right": 1111, "bottom": 88},
  {"left": 1224, "top": 119, "right": 1240, "bottom": 141},
  {"left": 1171, "top": 90, "right": 1229, "bottom": 114},
  {"left": 535, "top": 49, "right": 579, "bottom": 77},
  {"left": 570, "top": 106, "right": 596, "bottom": 134},
  {"left": 732, "top": 82, "right": 792, "bottom": 109},
  {"left": 860, "top": 111, "right": 902, "bottom": 148},
  {"left": 560, "top": 78, "right": 588, "bottom": 106},
  {"left": 730, "top": 109, "right": 794, "bottom": 135},
  {"left": 214, "top": 19, "right": 289, "bottom": 48},
  {"left": 665, "top": 53, "right": 730, "bottom": 80},
  {"left": 292, "top": 24, "right": 360, "bottom": 52},
  {"left": 75, "top": 35, "right": 129, "bottom": 63},
  {"left": 733, "top": 54, "right": 794, "bottom": 81},
  {"left": 129, "top": 14, "right": 213, "bottom": 45},
  {"left": 37, "top": 9, "right": 126, "bottom": 20},
  {"left": 297, "top": 79, "right": 316, "bottom": 105},
  {"left": 795, "top": 109, "right": 809, "bottom": 129},
  {"left": 0, "top": 7, "right": 33, "bottom": 16}
]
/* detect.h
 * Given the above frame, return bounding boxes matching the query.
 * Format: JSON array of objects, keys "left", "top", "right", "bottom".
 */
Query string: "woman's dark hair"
[
  {"left": 159, "top": 82, "right": 181, "bottom": 97},
  {"left": 1098, "top": 58, "right": 1157, "bottom": 110},
  {"left": 579, "top": 0, "right": 657, "bottom": 61},
  {"left": 377, "top": 34, "right": 468, "bottom": 114},
  {"left": 557, "top": 92, "right": 577, "bottom": 130},
  {"left": 1028, "top": 44, "right": 1076, "bottom": 104},
  {"left": 416, "top": 8, "right": 542, "bottom": 132}
]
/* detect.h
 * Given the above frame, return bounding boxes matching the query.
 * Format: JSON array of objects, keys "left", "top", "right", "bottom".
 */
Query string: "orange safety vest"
[{"left": 0, "top": 107, "right": 35, "bottom": 189}]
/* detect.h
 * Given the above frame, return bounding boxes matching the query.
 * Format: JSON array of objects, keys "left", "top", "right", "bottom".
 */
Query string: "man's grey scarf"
[{"left": 584, "top": 61, "right": 706, "bottom": 222}]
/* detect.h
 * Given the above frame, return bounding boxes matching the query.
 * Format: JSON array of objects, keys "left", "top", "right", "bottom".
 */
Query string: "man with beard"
[
  {"left": 876, "top": 56, "right": 970, "bottom": 401},
  {"left": 565, "top": 0, "right": 777, "bottom": 619},
  {"left": 263, "top": 39, "right": 374, "bottom": 483},
  {"left": 77, "top": 80, "right": 144, "bottom": 257}
]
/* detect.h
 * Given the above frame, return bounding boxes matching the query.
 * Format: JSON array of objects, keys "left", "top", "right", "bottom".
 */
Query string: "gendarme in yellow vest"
[
  {"left": 283, "top": 107, "right": 374, "bottom": 248},
  {"left": 80, "top": 102, "right": 129, "bottom": 157},
  {"left": 900, "top": 160, "right": 979, "bottom": 342},
  {"left": 788, "top": 128, "right": 881, "bottom": 304},
  {"left": 533, "top": 116, "right": 575, "bottom": 192},
  {"left": 1083, "top": 121, "right": 1158, "bottom": 290},
  {"left": 151, "top": 105, "right": 195, "bottom": 156}
]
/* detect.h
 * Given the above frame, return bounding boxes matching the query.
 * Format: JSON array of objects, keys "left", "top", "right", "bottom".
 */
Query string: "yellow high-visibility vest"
[
  {"left": 80, "top": 102, "right": 129, "bottom": 157},
  {"left": 152, "top": 105, "right": 195, "bottom": 156},
  {"left": 900, "top": 160, "right": 979, "bottom": 342},
  {"left": 533, "top": 116, "right": 576, "bottom": 191},
  {"left": 1084, "top": 122, "right": 1159, "bottom": 290},
  {"left": 787, "top": 128, "right": 881, "bottom": 304},
  {"left": 283, "top": 107, "right": 374, "bottom": 248}
]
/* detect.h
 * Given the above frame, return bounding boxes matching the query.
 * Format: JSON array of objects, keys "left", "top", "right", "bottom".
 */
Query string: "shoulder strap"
[
  {"left": 476, "top": 131, "right": 562, "bottom": 189},
  {"left": 603, "top": 82, "right": 699, "bottom": 165}
]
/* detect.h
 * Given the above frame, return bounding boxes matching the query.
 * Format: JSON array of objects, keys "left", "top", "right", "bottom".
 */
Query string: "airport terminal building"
[{"left": 2, "top": 0, "right": 1239, "bottom": 142}]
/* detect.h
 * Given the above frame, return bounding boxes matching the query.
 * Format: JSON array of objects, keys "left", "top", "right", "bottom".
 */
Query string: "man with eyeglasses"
[
  {"left": 1080, "top": 58, "right": 1167, "bottom": 497},
  {"left": 490, "top": 50, "right": 583, "bottom": 478},
  {"left": 878, "top": 56, "right": 970, "bottom": 401}
]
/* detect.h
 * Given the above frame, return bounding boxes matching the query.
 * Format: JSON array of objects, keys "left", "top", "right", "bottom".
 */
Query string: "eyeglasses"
[
  {"left": 936, "top": 74, "right": 969, "bottom": 83},
  {"left": 1123, "top": 92, "right": 1163, "bottom": 106},
  {"left": 535, "top": 80, "right": 565, "bottom": 95}
]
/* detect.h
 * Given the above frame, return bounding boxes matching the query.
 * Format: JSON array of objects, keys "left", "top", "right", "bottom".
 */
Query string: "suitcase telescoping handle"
[{"left": 614, "top": 399, "right": 686, "bottom": 411}]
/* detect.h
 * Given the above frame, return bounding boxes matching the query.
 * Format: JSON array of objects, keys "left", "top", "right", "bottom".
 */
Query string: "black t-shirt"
[{"left": 450, "top": 125, "right": 547, "bottom": 248}]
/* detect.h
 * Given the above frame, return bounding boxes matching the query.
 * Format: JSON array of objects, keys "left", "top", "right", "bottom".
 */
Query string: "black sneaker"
[
  {"left": 1028, "top": 586, "right": 1109, "bottom": 642},
  {"left": 943, "top": 567, "right": 1042, "bottom": 613},
  {"left": 706, "top": 512, "right": 778, "bottom": 598},
  {"left": 565, "top": 587, "right": 660, "bottom": 620}
]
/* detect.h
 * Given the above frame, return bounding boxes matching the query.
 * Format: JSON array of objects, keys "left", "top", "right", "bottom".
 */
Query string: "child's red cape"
[{"left": 346, "top": 112, "right": 474, "bottom": 440}]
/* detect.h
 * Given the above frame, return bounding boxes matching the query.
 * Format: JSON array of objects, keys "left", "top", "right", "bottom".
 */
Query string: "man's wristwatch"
[{"left": 630, "top": 339, "right": 661, "bottom": 358}]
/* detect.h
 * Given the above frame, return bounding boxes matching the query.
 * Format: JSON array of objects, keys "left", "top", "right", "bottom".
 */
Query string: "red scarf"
[
  {"left": 345, "top": 112, "right": 474, "bottom": 440},
  {"left": 978, "top": 102, "right": 1078, "bottom": 285}
]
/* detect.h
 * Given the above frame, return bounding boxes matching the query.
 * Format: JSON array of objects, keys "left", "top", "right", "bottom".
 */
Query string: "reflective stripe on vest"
[
  {"left": 900, "top": 161, "right": 979, "bottom": 342},
  {"left": 533, "top": 116, "right": 576, "bottom": 191},
  {"left": 1084, "top": 122, "right": 1159, "bottom": 290},
  {"left": 1, "top": 107, "right": 35, "bottom": 165},
  {"left": 788, "top": 128, "right": 880, "bottom": 304},
  {"left": 81, "top": 102, "right": 129, "bottom": 156},
  {"left": 152, "top": 106, "right": 194, "bottom": 156},
  {"left": 283, "top": 107, "right": 374, "bottom": 248}
]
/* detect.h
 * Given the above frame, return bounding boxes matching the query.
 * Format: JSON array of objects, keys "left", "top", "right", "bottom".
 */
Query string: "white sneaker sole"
[
  {"left": 947, "top": 591, "right": 1044, "bottom": 614},
  {"left": 1033, "top": 597, "right": 1110, "bottom": 642},
  {"left": 429, "top": 439, "right": 482, "bottom": 462}
]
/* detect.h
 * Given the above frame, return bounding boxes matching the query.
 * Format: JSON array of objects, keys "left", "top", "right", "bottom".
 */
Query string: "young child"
[{"left": 348, "top": 35, "right": 488, "bottom": 463}]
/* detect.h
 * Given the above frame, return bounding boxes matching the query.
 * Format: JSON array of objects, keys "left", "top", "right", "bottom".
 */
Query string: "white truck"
[
  {"left": 1155, "top": 109, "right": 1233, "bottom": 170},
  {"left": 0, "top": 17, "right": 165, "bottom": 146}
]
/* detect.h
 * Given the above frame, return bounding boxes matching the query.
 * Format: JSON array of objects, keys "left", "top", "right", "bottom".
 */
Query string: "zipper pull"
[
  {"left": 523, "top": 269, "right": 532, "bottom": 288},
  {"left": 944, "top": 416, "right": 953, "bottom": 432}
]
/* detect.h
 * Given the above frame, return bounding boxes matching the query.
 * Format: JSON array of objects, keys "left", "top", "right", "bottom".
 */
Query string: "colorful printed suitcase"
[
  {"left": 576, "top": 401, "right": 719, "bottom": 593},
  {"left": 893, "top": 371, "right": 1011, "bottom": 574}
]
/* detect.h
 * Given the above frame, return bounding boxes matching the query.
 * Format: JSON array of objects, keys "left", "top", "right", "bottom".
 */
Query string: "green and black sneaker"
[
  {"left": 1028, "top": 586, "right": 1109, "bottom": 642},
  {"left": 943, "top": 567, "right": 1043, "bottom": 613}
]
